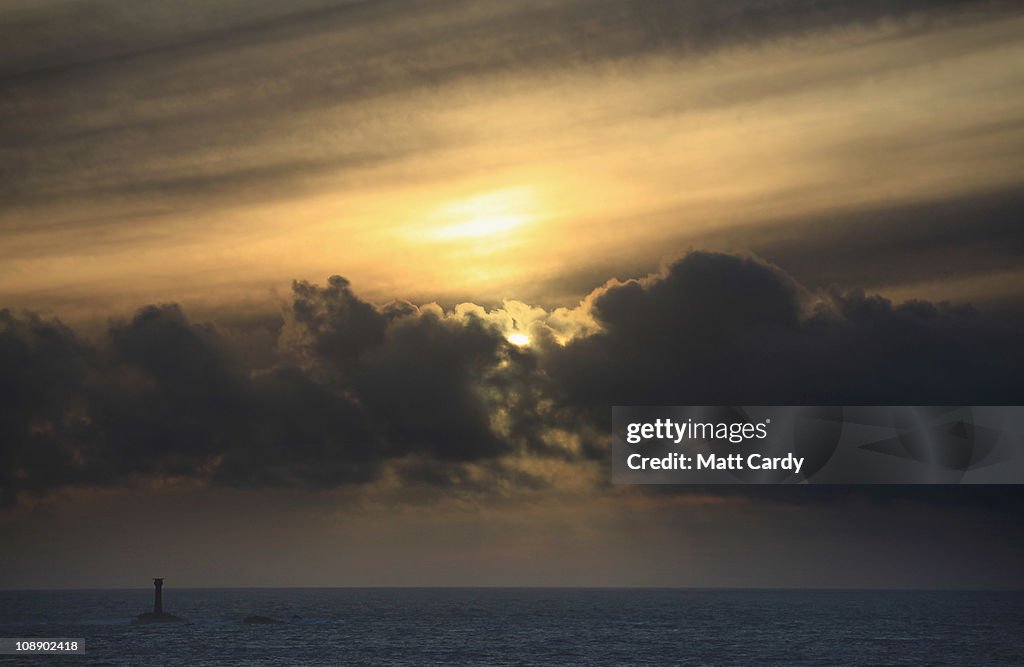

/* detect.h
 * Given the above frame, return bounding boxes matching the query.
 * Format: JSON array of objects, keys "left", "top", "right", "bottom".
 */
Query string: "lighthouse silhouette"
[
  {"left": 153, "top": 578, "right": 164, "bottom": 614},
  {"left": 133, "top": 577, "right": 184, "bottom": 624}
]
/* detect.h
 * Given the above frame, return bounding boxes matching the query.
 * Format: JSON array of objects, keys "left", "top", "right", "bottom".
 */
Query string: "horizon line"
[{"left": 3, "top": 585, "right": 1022, "bottom": 593}]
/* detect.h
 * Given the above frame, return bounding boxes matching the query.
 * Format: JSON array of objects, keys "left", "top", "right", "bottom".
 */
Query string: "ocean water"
[{"left": 0, "top": 588, "right": 1022, "bottom": 666}]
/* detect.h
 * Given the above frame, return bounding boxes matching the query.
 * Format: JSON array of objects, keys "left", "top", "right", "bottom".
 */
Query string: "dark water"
[{"left": 1, "top": 588, "right": 1022, "bottom": 666}]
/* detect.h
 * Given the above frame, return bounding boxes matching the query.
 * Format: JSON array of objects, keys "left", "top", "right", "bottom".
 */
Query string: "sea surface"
[{"left": 0, "top": 588, "right": 1022, "bottom": 666}]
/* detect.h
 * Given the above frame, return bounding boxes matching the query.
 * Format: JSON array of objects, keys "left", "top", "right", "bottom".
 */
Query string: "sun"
[
  {"left": 507, "top": 332, "right": 531, "bottom": 347},
  {"left": 426, "top": 187, "right": 539, "bottom": 241}
]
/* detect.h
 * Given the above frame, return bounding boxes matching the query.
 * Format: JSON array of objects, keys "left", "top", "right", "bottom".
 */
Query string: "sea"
[{"left": 0, "top": 588, "right": 1022, "bottom": 666}]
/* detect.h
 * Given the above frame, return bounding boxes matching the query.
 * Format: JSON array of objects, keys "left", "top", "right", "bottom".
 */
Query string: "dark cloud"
[
  {"left": 536, "top": 253, "right": 1024, "bottom": 513},
  {"left": 3, "top": 251, "right": 1024, "bottom": 508},
  {"left": 0, "top": 310, "right": 90, "bottom": 505},
  {"left": 291, "top": 276, "right": 513, "bottom": 462},
  {"left": 543, "top": 252, "right": 1024, "bottom": 421},
  {"left": 0, "top": 276, "right": 530, "bottom": 505}
]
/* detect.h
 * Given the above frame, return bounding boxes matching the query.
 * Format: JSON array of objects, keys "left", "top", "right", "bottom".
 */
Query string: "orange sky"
[{"left": 2, "top": 4, "right": 1023, "bottom": 319}]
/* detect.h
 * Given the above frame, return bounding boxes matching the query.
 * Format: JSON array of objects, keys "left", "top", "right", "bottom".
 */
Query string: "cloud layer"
[
  {"left": 4, "top": 251, "right": 1023, "bottom": 506},
  {"left": 2, "top": 0, "right": 1023, "bottom": 313}
]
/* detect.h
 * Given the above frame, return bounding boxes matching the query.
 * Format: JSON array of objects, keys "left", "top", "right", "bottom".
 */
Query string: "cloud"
[
  {"left": 543, "top": 252, "right": 1024, "bottom": 421},
  {"left": 2, "top": 250, "right": 1024, "bottom": 507},
  {"left": 0, "top": 276, "right": 542, "bottom": 504},
  {"left": 3, "top": 1, "right": 1017, "bottom": 218},
  {"left": 0, "top": 310, "right": 91, "bottom": 505},
  {"left": 289, "top": 276, "right": 514, "bottom": 462},
  {"left": 3, "top": 1, "right": 985, "bottom": 80},
  {"left": 3, "top": 0, "right": 1023, "bottom": 318},
  {"left": 702, "top": 185, "right": 1024, "bottom": 298}
]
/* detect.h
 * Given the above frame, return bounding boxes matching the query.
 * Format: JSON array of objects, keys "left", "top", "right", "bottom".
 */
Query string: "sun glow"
[
  {"left": 507, "top": 332, "right": 531, "bottom": 346},
  {"left": 425, "top": 187, "right": 539, "bottom": 241}
]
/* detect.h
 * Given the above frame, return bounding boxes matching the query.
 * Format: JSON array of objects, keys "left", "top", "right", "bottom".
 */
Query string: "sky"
[{"left": 1, "top": 0, "right": 1024, "bottom": 589}]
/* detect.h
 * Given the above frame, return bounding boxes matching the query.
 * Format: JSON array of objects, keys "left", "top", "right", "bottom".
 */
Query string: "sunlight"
[
  {"left": 507, "top": 332, "right": 531, "bottom": 346},
  {"left": 427, "top": 187, "right": 538, "bottom": 241}
]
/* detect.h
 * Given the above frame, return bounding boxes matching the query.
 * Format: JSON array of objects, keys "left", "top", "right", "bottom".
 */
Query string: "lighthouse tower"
[
  {"left": 133, "top": 577, "right": 183, "bottom": 624},
  {"left": 153, "top": 578, "right": 164, "bottom": 614}
]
